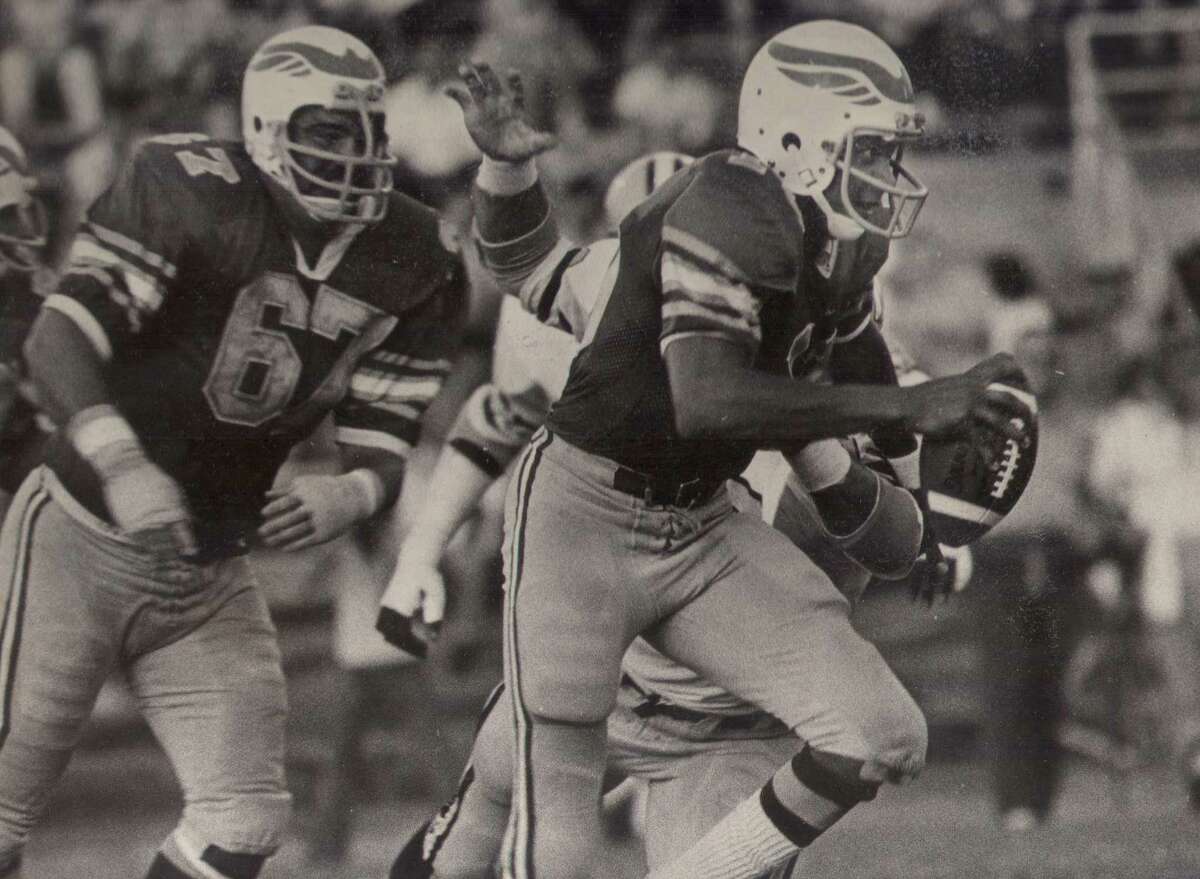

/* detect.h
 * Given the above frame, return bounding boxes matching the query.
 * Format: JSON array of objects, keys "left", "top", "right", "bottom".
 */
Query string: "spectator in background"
[
  {"left": 983, "top": 251, "right": 1055, "bottom": 391},
  {"left": 0, "top": 0, "right": 110, "bottom": 265},
  {"left": 92, "top": 0, "right": 234, "bottom": 141},
  {"left": 968, "top": 253, "right": 1085, "bottom": 831},
  {"left": 1083, "top": 338, "right": 1200, "bottom": 808}
]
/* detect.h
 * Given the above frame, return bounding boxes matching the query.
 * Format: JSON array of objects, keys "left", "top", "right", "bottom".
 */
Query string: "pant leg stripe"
[
  {"left": 0, "top": 486, "right": 49, "bottom": 750},
  {"left": 504, "top": 429, "right": 551, "bottom": 879}
]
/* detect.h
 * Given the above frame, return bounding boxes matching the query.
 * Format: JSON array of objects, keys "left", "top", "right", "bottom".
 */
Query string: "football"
[{"left": 919, "top": 381, "right": 1039, "bottom": 547}]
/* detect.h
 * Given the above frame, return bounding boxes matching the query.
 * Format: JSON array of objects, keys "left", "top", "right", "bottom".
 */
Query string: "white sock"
[{"left": 646, "top": 794, "right": 798, "bottom": 879}]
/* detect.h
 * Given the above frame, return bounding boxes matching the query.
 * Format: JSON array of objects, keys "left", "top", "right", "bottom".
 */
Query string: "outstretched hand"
[{"left": 446, "top": 62, "right": 557, "bottom": 163}]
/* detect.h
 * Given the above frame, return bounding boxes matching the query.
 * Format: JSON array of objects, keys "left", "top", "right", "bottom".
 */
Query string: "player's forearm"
[
  {"left": 666, "top": 338, "right": 911, "bottom": 446},
  {"left": 403, "top": 444, "right": 499, "bottom": 563},
  {"left": 693, "top": 374, "right": 908, "bottom": 445},
  {"left": 472, "top": 157, "right": 560, "bottom": 293},
  {"left": 830, "top": 323, "right": 918, "bottom": 460},
  {"left": 23, "top": 307, "right": 112, "bottom": 426}
]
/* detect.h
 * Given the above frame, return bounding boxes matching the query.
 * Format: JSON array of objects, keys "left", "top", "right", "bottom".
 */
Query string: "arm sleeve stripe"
[
  {"left": 87, "top": 222, "right": 177, "bottom": 278},
  {"left": 43, "top": 295, "right": 113, "bottom": 361},
  {"left": 663, "top": 290, "right": 754, "bottom": 326},
  {"left": 659, "top": 329, "right": 753, "bottom": 357},
  {"left": 449, "top": 437, "right": 506, "bottom": 479},
  {"left": 661, "top": 250, "right": 760, "bottom": 312},
  {"left": 662, "top": 226, "right": 754, "bottom": 287},
  {"left": 334, "top": 426, "right": 411, "bottom": 458},
  {"left": 536, "top": 246, "right": 582, "bottom": 324},
  {"left": 365, "top": 351, "right": 453, "bottom": 372},
  {"left": 349, "top": 374, "right": 444, "bottom": 403},
  {"left": 368, "top": 400, "right": 429, "bottom": 421},
  {"left": 662, "top": 300, "right": 760, "bottom": 338},
  {"left": 475, "top": 215, "right": 560, "bottom": 282},
  {"left": 69, "top": 238, "right": 164, "bottom": 311}
]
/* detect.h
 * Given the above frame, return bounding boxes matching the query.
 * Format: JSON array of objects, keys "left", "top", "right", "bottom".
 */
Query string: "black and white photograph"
[{"left": 0, "top": 0, "right": 1198, "bottom": 876}]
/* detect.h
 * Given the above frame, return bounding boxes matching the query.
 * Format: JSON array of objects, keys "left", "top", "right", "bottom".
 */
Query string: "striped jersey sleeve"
[
  {"left": 46, "top": 145, "right": 190, "bottom": 359},
  {"left": 333, "top": 261, "right": 467, "bottom": 459},
  {"left": 658, "top": 152, "right": 803, "bottom": 357}
]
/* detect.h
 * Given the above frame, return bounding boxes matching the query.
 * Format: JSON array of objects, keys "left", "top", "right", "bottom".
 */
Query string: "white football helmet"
[
  {"left": 242, "top": 25, "right": 395, "bottom": 224},
  {"left": 0, "top": 126, "right": 46, "bottom": 272},
  {"left": 603, "top": 151, "right": 694, "bottom": 228},
  {"left": 737, "top": 20, "right": 928, "bottom": 241}
]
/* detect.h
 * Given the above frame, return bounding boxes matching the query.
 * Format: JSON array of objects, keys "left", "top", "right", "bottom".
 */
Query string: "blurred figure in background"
[
  {"left": 1079, "top": 338, "right": 1200, "bottom": 808},
  {"left": 0, "top": 0, "right": 110, "bottom": 266},
  {"left": 0, "top": 126, "right": 53, "bottom": 524}
]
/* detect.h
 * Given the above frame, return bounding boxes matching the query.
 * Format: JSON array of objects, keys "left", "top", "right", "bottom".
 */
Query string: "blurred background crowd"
[{"left": 10, "top": 0, "right": 1200, "bottom": 875}]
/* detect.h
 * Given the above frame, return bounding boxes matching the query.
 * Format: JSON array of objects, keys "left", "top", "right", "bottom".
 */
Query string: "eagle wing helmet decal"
[{"left": 737, "top": 20, "right": 929, "bottom": 241}]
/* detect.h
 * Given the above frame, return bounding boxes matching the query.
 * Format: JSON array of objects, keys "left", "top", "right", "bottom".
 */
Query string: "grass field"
[{"left": 22, "top": 709, "right": 1200, "bottom": 879}]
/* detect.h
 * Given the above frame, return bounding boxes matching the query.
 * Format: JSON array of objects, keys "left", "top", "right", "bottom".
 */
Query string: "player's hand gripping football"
[
  {"left": 901, "top": 353, "right": 1032, "bottom": 443},
  {"left": 446, "top": 62, "right": 557, "bottom": 163},
  {"left": 258, "top": 472, "right": 378, "bottom": 552},
  {"left": 375, "top": 539, "right": 446, "bottom": 660}
]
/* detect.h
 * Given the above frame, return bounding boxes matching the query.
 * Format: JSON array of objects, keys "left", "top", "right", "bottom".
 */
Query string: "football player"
[
  {"left": 0, "top": 126, "right": 52, "bottom": 522},
  {"left": 1, "top": 26, "right": 466, "bottom": 879},
  {"left": 449, "top": 21, "right": 1032, "bottom": 879},
  {"left": 378, "top": 147, "right": 949, "bottom": 879}
]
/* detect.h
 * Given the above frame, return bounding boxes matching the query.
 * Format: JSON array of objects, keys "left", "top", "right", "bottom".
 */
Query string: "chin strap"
[{"left": 809, "top": 189, "right": 864, "bottom": 241}]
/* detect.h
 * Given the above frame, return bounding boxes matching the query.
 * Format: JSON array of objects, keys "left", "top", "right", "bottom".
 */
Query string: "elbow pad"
[{"left": 832, "top": 472, "right": 924, "bottom": 580}]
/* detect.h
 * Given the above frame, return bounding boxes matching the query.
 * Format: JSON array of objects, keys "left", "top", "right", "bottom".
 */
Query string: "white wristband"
[
  {"left": 477, "top": 156, "right": 538, "bottom": 195},
  {"left": 69, "top": 404, "right": 138, "bottom": 460},
  {"left": 347, "top": 468, "right": 384, "bottom": 518},
  {"left": 788, "top": 439, "right": 852, "bottom": 492}
]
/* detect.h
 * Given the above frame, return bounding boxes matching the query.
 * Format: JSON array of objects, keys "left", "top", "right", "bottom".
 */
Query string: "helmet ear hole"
[
  {"left": 781, "top": 132, "right": 801, "bottom": 152},
  {"left": 254, "top": 116, "right": 263, "bottom": 133}
]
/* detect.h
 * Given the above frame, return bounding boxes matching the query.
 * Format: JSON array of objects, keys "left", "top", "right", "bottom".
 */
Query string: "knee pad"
[
  {"left": 861, "top": 698, "right": 928, "bottom": 783},
  {"left": 786, "top": 746, "right": 880, "bottom": 812}
]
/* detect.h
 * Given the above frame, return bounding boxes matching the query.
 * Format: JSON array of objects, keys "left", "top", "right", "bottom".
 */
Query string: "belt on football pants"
[
  {"left": 611, "top": 466, "right": 724, "bottom": 509},
  {"left": 620, "top": 673, "right": 774, "bottom": 733}
]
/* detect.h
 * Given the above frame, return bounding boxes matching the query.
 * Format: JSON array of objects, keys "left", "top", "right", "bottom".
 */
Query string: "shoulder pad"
[
  {"left": 131, "top": 135, "right": 258, "bottom": 199},
  {"left": 379, "top": 191, "right": 461, "bottom": 263},
  {"left": 664, "top": 150, "right": 803, "bottom": 291},
  {"left": 725, "top": 150, "right": 772, "bottom": 175}
]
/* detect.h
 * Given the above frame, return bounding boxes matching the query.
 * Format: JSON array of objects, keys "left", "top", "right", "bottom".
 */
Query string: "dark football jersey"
[
  {"left": 42, "top": 135, "right": 466, "bottom": 549},
  {"left": 0, "top": 269, "right": 50, "bottom": 492},
  {"left": 0, "top": 269, "right": 46, "bottom": 368},
  {"left": 546, "top": 149, "right": 882, "bottom": 484}
]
